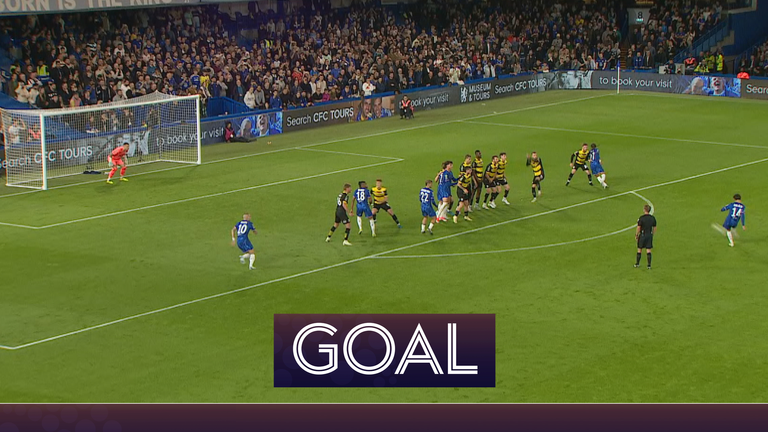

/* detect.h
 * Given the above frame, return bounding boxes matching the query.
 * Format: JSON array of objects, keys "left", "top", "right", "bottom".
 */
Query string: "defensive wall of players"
[{"left": 2, "top": 71, "right": 768, "bottom": 173}]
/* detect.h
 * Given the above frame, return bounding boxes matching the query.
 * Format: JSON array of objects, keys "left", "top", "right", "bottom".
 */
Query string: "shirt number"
[{"left": 237, "top": 224, "right": 249, "bottom": 235}]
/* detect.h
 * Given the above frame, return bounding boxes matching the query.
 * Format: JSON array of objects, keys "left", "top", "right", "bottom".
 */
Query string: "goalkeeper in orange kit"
[{"left": 107, "top": 142, "right": 130, "bottom": 184}]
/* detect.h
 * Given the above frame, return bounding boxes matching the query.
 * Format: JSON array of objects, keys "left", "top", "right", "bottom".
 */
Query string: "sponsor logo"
[
  {"left": 410, "top": 91, "right": 451, "bottom": 109},
  {"left": 460, "top": 82, "right": 492, "bottom": 103},
  {"left": 745, "top": 82, "right": 768, "bottom": 95},
  {"left": 285, "top": 107, "right": 355, "bottom": 128},
  {"left": 274, "top": 314, "right": 495, "bottom": 387}
]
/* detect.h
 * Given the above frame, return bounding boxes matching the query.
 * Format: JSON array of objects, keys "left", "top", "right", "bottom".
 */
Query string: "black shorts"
[
  {"left": 496, "top": 177, "right": 508, "bottom": 186},
  {"left": 483, "top": 178, "right": 497, "bottom": 188},
  {"left": 573, "top": 163, "right": 589, "bottom": 171},
  {"left": 457, "top": 188, "right": 470, "bottom": 202},
  {"left": 374, "top": 202, "right": 392, "bottom": 212},
  {"left": 335, "top": 209, "right": 350, "bottom": 225},
  {"left": 637, "top": 234, "right": 653, "bottom": 249},
  {"left": 532, "top": 174, "right": 544, "bottom": 184}
]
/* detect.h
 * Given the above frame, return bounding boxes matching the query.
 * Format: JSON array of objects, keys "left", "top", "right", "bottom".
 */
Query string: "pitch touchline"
[
  {"left": 0, "top": 158, "right": 762, "bottom": 351},
  {"left": 372, "top": 192, "right": 654, "bottom": 259},
  {"left": 461, "top": 120, "right": 768, "bottom": 150},
  {"left": 0, "top": 93, "right": 612, "bottom": 200}
]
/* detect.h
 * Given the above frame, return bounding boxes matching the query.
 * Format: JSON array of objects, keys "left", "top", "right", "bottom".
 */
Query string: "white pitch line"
[
  {"left": 376, "top": 191, "right": 656, "bottom": 259},
  {"left": 25, "top": 159, "right": 403, "bottom": 230},
  {"left": 373, "top": 225, "right": 637, "bottom": 259},
  {"left": 0, "top": 221, "right": 40, "bottom": 229},
  {"left": 296, "top": 147, "right": 402, "bottom": 160},
  {"left": 0, "top": 92, "right": 612, "bottom": 200},
  {"left": 461, "top": 120, "right": 768, "bottom": 150},
  {"left": 0, "top": 156, "right": 761, "bottom": 351}
]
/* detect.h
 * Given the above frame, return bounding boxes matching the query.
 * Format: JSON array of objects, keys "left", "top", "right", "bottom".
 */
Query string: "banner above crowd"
[{"left": 0, "top": 0, "right": 192, "bottom": 16}]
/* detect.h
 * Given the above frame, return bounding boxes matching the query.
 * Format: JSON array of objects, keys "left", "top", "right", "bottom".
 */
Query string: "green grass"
[{"left": 1, "top": 90, "right": 768, "bottom": 402}]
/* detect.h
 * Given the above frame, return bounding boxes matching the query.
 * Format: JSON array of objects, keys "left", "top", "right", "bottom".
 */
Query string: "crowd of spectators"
[
  {"left": 737, "top": 39, "right": 768, "bottom": 77},
  {"left": 6, "top": 0, "right": 726, "bottom": 116},
  {"left": 626, "top": 0, "right": 724, "bottom": 71}
]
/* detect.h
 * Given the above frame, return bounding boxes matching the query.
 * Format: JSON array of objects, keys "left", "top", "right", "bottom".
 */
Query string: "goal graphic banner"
[{"left": 1, "top": 92, "right": 201, "bottom": 190}]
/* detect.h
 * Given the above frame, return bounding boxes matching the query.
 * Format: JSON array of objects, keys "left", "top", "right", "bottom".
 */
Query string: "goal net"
[{"left": 1, "top": 92, "right": 201, "bottom": 190}]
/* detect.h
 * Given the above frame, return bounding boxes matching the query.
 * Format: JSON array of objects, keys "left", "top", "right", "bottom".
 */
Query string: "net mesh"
[{"left": 2, "top": 92, "right": 200, "bottom": 189}]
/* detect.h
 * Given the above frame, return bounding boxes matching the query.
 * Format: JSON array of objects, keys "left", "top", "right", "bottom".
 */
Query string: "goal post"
[{"left": 1, "top": 92, "right": 201, "bottom": 190}]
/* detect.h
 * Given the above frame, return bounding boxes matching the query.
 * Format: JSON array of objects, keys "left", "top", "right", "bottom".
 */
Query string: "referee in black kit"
[{"left": 635, "top": 205, "right": 657, "bottom": 269}]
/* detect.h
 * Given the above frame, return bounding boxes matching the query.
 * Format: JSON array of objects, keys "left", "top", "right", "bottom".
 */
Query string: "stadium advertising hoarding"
[
  {"left": 274, "top": 314, "right": 496, "bottom": 388},
  {"left": 459, "top": 74, "right": 550, "bottom": 105},
  {"left": 200, "top": 111, "right": 282, "bottom": 145},
  {"left": 350, "top": 95, "right": 397, "bottom": 122},
  {"left": 283, "top": 100, "right": 356, "bottom": 132},
  {"left": 741, "top": 79, "right": 768, "bottom": 100},
  {"left": 585, "top": 70, "right": 742, "bottom": 97},
  {"left": 395, "top": 86, "right": 459, "bottom": 111},
  {"left": 0, "top": 0, "right": 192, "bottom": 15}
]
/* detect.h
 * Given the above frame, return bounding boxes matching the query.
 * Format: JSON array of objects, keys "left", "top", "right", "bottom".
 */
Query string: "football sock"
[
  {"left": 249, "top": 254, "right": 256, "bottom": 267},
  {"left": 531, "top": 186, "right": 537, "bottom": 198},
  {"left": 391, "top": 214, "right": 400, "bottom": 224},
  {"left": 567, "top": 173, "right": 574, "bottom": 182},
  {"left": 491, "top": 192, "right": 498, "bottom": 201},
  {"left": 538, "top": 184, "right": 541, "bottom": 191},
  {"left": 120, "top": 166, "right": 126, "bottom": 176},
  {"left": 464, "top": 209, "right": 469, "bottom": 216},
  {"left": 599, "top": 174, "right": 606, "bottom": 183},
  {"left": 504, "top": 190, "right": 509, "bottom": 198},
  {"left": 108, "top": 167, "right": 117, "bottom": 179},
  {"left": 327, "top": 226, "right": 337, "bottom": 237},
  {"left": 373, "top": 213, "right": 377, "bottom": 221},
  {"left": 475, "top": 195, "right": 480, "bottom": 204},
  {"left": 428, "top": 222, "right": 434, "bottom": 230},
  {"left": 587, "top": 174, "right": 593, "bottom": 183},
  {"left": 421, "top": 223, "right": 426, "bottom": 232},
  {"left": 344, "top": 228, "right": 350, "bottom": 240},
  {"left": 636, "top": 252, "right": 641, "bottom": 265},
  {"left": 646, "top": 252, "right": 652, "bottom": 267},
  {"left": 726, "top": 231, "right": 734, "bottom": 244},
  {"left": 484, "top": 193, "right": 489, "bottom": 203},
  {"left": 357, "top": 217, "right": 363, "bottom": 231},
  {"left": 369, "top": 219, "right": 375, "bottom": 231}
]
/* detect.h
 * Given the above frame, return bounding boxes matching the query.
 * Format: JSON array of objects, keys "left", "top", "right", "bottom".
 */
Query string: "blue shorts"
[
  {"left": 590, "top": 162, "right": 604, "bottom": 175},
  {"left": 422, "top": 205, "right": 436, "bottom": 218},
  {"left": 437, "top": 186, "right": 452, "bottom": 200},
  {"left": 723, "top": 218, "right": 738, "bottom": 230},
  {"left": 356, "top": 206, "right": 373, "bottom": 218},
  {"left": 237, "top": 238, "right": 254, "bottom": 253}
]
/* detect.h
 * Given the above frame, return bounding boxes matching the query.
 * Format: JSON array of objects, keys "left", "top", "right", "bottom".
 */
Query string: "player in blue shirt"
[
  {"left": 231, "top": 213, "right": 257, "bottom": 270},
  {"left": 420, "top": 180, "right": 438, "bottom": 235},
  {"left": 435, "top": 160, "right": 457, "bottom": 222},
  {"left": 589, "top": 143, "right": 608, "bottom": 189},
  {"left": 351, "top": 180, "right": 376, "bottom": 237},
  {"left": 720, "top": 194, "right": 746, "bottom": 247}
]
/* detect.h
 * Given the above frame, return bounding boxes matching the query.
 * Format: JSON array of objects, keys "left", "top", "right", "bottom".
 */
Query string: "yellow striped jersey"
[
  {"left": 371, "top": 186, "right": 388, "bottom": 205},
  {"left": 472, "top": 157, "right": 484, "bottom": 179},
  {"left": 457, "top": 171, "right": 473, "bottom": 190},
  {"left": 484, "top": 162, "right": 498, "bottom": 180},
  {"left": 527, "top": 157, "right": 544, "bottom": 176},
  {"left": 573, "top": 148, "right": 589, "bottom": 165},
  {"left": 496, "top": 158, "right": 507, "bottom": 178}
]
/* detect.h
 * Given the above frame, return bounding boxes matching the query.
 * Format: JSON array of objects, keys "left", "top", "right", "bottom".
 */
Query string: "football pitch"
[{"left": 1, "top": 90, "right": 767, "bottom": 402}]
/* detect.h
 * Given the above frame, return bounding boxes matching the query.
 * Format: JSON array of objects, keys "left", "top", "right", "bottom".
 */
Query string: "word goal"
[{"left": 1, "top": 92, "right": 201, "bottom": 190}]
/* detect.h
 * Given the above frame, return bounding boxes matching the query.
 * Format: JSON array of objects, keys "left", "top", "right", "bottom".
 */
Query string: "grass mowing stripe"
[
  {"left": 461, "top": 120, "right": 768, "bottom": 150},
  {"left": 1, "top": 156, "right": 763, "bottom": 351}
]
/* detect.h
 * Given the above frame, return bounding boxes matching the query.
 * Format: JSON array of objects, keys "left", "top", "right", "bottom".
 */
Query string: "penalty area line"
[{"left": 0, "top": 156, "right": 766, "bottom": 350}]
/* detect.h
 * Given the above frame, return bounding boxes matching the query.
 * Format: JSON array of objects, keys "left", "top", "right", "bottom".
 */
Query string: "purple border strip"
[{"left": 2, "top": 404, "right": 768, "bottom": 432}]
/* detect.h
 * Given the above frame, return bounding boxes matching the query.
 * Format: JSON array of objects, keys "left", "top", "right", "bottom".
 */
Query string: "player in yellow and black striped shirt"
[
  {"left": 460, "top": 154, "right": 475, "bottom": 212},
  {"left": 497, "top": 152, "right": 510, "bottom": 205},
  {"left": 471, "top": 150, "right": 484, "bottom": 209},
  {"left": 371, "top": 179, "right": 402, "bottom": 229},
  {"left": 526, "top": 152, "right": 545, "bottom": 202},
  {"left": 566, "top": 143, "right": 594, "bottom": 186},
  {"left": 482, "top": 155, "right": 500, "bottom": 209},
  {"left": 454, "top": 165, "right": 474, "bottom": 222}
]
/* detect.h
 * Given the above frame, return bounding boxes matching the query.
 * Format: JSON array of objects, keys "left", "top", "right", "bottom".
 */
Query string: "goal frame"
[{"left": 3, "top": 93, "right": 201, "bottom": 190}]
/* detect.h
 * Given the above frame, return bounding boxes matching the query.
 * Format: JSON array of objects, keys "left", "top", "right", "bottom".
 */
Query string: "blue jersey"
[
  {"left": 589, "top": 148, "right": 601, "bottom": 163},
  {"left": 353, "top": 187, "right": 373, "bottom": 218},
  {"left": 589, "top": 148, "right": 605, "bottom": 174},
  {"left": 436, "top": 170, "right": 457, "bottom": 199},
  {"left": 234, "top": 219, "right": 256, "bottom": 252},
  {"left": 721, "top": 202, "right": 746, "bottom": 228},
  {"left": 420, "top": 187, "right": 438, "bottom": 217}
]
